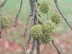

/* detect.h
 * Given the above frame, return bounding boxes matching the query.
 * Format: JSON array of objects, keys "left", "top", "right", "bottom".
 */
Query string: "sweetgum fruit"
[
  {"left": 51, "top": 12, "right": 62, "bottom": 24},
  {"left": 31, "top": 25, "right": 43, "bottom": 39},
  {"left": 40, "top": 2, "right": 49, "bottom": 14},
  {"left": 42, "top": 20, "right": 55, "bottom": 36},
  {"left": 1, "top": 16, "right": 10, "bottom": 29},
  {"left": 41, "top": 34, "right": 52, "bottom": 44}
]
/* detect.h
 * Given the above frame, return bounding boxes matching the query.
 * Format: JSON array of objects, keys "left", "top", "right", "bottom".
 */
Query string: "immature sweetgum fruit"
[
  {"left": 31, "top": 25, "right": 43, "bottom": 39},
  {"left": 1, "top": 16, "right": 10, "bottom": 29},
  {"left": 41, "top": 35, "right": 52, "bottom": 44},
  {"left": 40, "top": 2, "right": 49, "bottom": 13},
  {"left": 51, "top": 12, "right": 62, "bottom": 24},
  {"left": 42, "top": 20, "right": 55, "bottom": 36}
]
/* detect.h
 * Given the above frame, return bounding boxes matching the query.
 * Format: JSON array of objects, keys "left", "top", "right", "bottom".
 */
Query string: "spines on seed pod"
[
  {"left": 42, "top": 20, "right": 55, "bottom": 35},
  {"left": 31, "top": 25, "right": 43, "bottom": 39},
  {"left": 1, "top": 16, "right": 10, "bottom": 29},
  {"left": 51, "top": 12, "right": 62, "bottom": 24},
  {"left": 40, "top": 2, "right": 49, "bottom": 14},
  {"left": 41, "top": 34, "right": 52, "bottom": 44}
]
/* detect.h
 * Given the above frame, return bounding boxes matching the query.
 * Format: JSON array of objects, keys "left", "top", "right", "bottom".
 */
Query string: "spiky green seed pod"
[
  {"left": 51, "top": 12, "right": 62, "bottom": 24},
  {"left": 31, "top": 25, "right": 43, "bottom": 39},
  {"left": 1, "top": 16, "right": 10, "bottom": 29},
  {"left": 41, "top": 35, "right": 52, "bottom": 44},
  {"left": 40, "top": 2, "right": 49, "bottom": 14},
  {"left": 42, "top": 20, "right": 55, "bottom": 36}
]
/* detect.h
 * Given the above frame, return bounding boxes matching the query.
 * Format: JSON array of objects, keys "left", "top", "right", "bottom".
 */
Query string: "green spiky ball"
[
  {"left": 41, "top": 35, "right": 52, "bottom": 44},
  {"left": 1, "top": 16, "right": 10, "bottom": 29},
  {"left": 40, "top": 2, "right": 49, "bottom": 13},
  {"left": 31, "top": 25, "right": 43, "bottom": 39},
  {"left": 51, "top": 12, "right": 62, "bottom": 24},
  {"left": 42, "top": 20, "right": 55, "bottom": 36}
]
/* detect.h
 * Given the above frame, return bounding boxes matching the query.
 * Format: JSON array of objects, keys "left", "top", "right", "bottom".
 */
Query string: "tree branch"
[
  {"left": 38, "top": 19, "right": 43, "bottom": 24},
  {"left": 29, "top": 38, "right": 35, "bottom": 54},
  {"left": 1, "top": 0, "right": 7, "bottom": 7},
  {"left": 14, "top": 0, "right": 23, "bottom": 27},
  {"left": 29, "top": 0, "right": 37, "bottom": 53},
  {"left": 36, "top": 39, "right": 40, "bottom": 54},
  {"left": 24, "top": 33, "right": 31, "bottom": 54},
  {"left": 24, "top": 13, "right": 36, "bottom": 54},
  {"left": 52, "top": 40, "right": 62, "bottom": 54},
  {"left": 0, "top": 6, "right": 1, "bottom": 38},
  {"left": 29, "top": 0, "right": 33, "bottom": 14},
  {"left": 23, "top": 14, "right": 32, "bottom": 37},
  {"left": 54, "top": 0, "right": 72, "bottom": 30},
  {"left": 24, "top": 0, "right": 36, "bottom": 54},
  {"left": 35, "top": 0, "right": 40, "bottom": 6}
]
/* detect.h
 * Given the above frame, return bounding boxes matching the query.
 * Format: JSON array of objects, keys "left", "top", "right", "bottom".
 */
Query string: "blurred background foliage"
[{"left": 0, "top": 0, "right": 72, "bottom": 54}]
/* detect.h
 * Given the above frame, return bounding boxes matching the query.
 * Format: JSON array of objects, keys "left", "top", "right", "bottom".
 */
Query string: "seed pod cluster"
[
  {"left": 51, "top": 12, "right": 62, "bottom": 24},
  {"left": 40, "top": 20, "right": 55, "bottom": 44},
  {"left": 31, "top": 25, "right": 43, "bottom": 39},
  {"left": 1, "top": 16, "right": 10, "bottom": 29},
  {"left": 40, "top": 2, "right": 49, "bottom": 13},
  {"left": 31, "top": 20, "right": 55, "bottom": 44}
]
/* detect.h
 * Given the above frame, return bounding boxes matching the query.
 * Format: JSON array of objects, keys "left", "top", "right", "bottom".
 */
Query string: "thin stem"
[
  {"left": 54, "top": 0, "right": 72, "bottom": 30},
  {"left": 52, "top": 40, "right": 62, "bottom": 54},
  {"left": 0, "top": 0, "right": 1, "bottom": 38},
  {"left": 24, "top": 33, "right": 31, "bottom": 54},
  {"left": 1, "top": 0, "right": 7, "bottom": 7},
  {"left": 36, "top": 39, "right": 40, "bottom": 54},
  {"left": 48, "top": 1, "right": 50, "bottom": 20},
  {"left": 14, "top": 0, "right": 23, "bottom": 27},
  {"left": 38, "top": 19, "right": 43, "bottom": 24},
  {"left": 29, "top": 38, "right": 35, "bottom": 54},
  {"left": 23, "top": 14, "right": 32, "bottom": 37},
  {"left": 23, "top": 38, "right": 27, "bottom": 54},
  {"left": 47, "top": 12, "right": 48, "bottom": 20},
  {"left": 0, "top": 0, "right": 1, "bottom": 5},
  {"left": 36, "top": 0, "right": 38, "bottom": 24}
]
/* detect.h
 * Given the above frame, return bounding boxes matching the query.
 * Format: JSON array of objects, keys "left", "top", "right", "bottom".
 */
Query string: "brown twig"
[
  {"left": 24, "top": 33, "right": 31, "bottom": 54},
  {"left": 24, "top": 0, "right": 36, "bottom": 54},
  {"left": 24, "top": 14, "right": 36, "bottom": 54},
  {"left": 0, "top": 6, "right": 1, "bottom": 38},
  {"left": 23, "top": 14, "right": 32, "bottom": 37},
  {"left": 54, "top": 0, "right": 72, "bottom": 30},
  {"left": 23, "top": 13, "right": 33, "bottom": 54},
  {"left": 35, "top": 10, "right": 41, "bottom": 17},
  {"left": 29, "top": 38, "right": 35, "bottom": 54},
  {"left": 52, "top": 40, "right": 62, "bottom": 54},
  {"left": 14, "top": 0, "right": 23, "bottom": 27},
  {"left": 1, "top": 0, "right": 7, "bottom": 7},
  {"left": 29, "top": 0, "right": 33, "bottom": 14},
  {"left": 29, "top": 0, "right": 37, "bottom": 54},
  {"left": 35, "top": 0, "right": 40, "bottom": 6},
  {"left": 38, "top": 19, "right": 43, "bottom": 24},
  {"left": 36, "top": 39, "right": 40, "bottom": 54}
]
